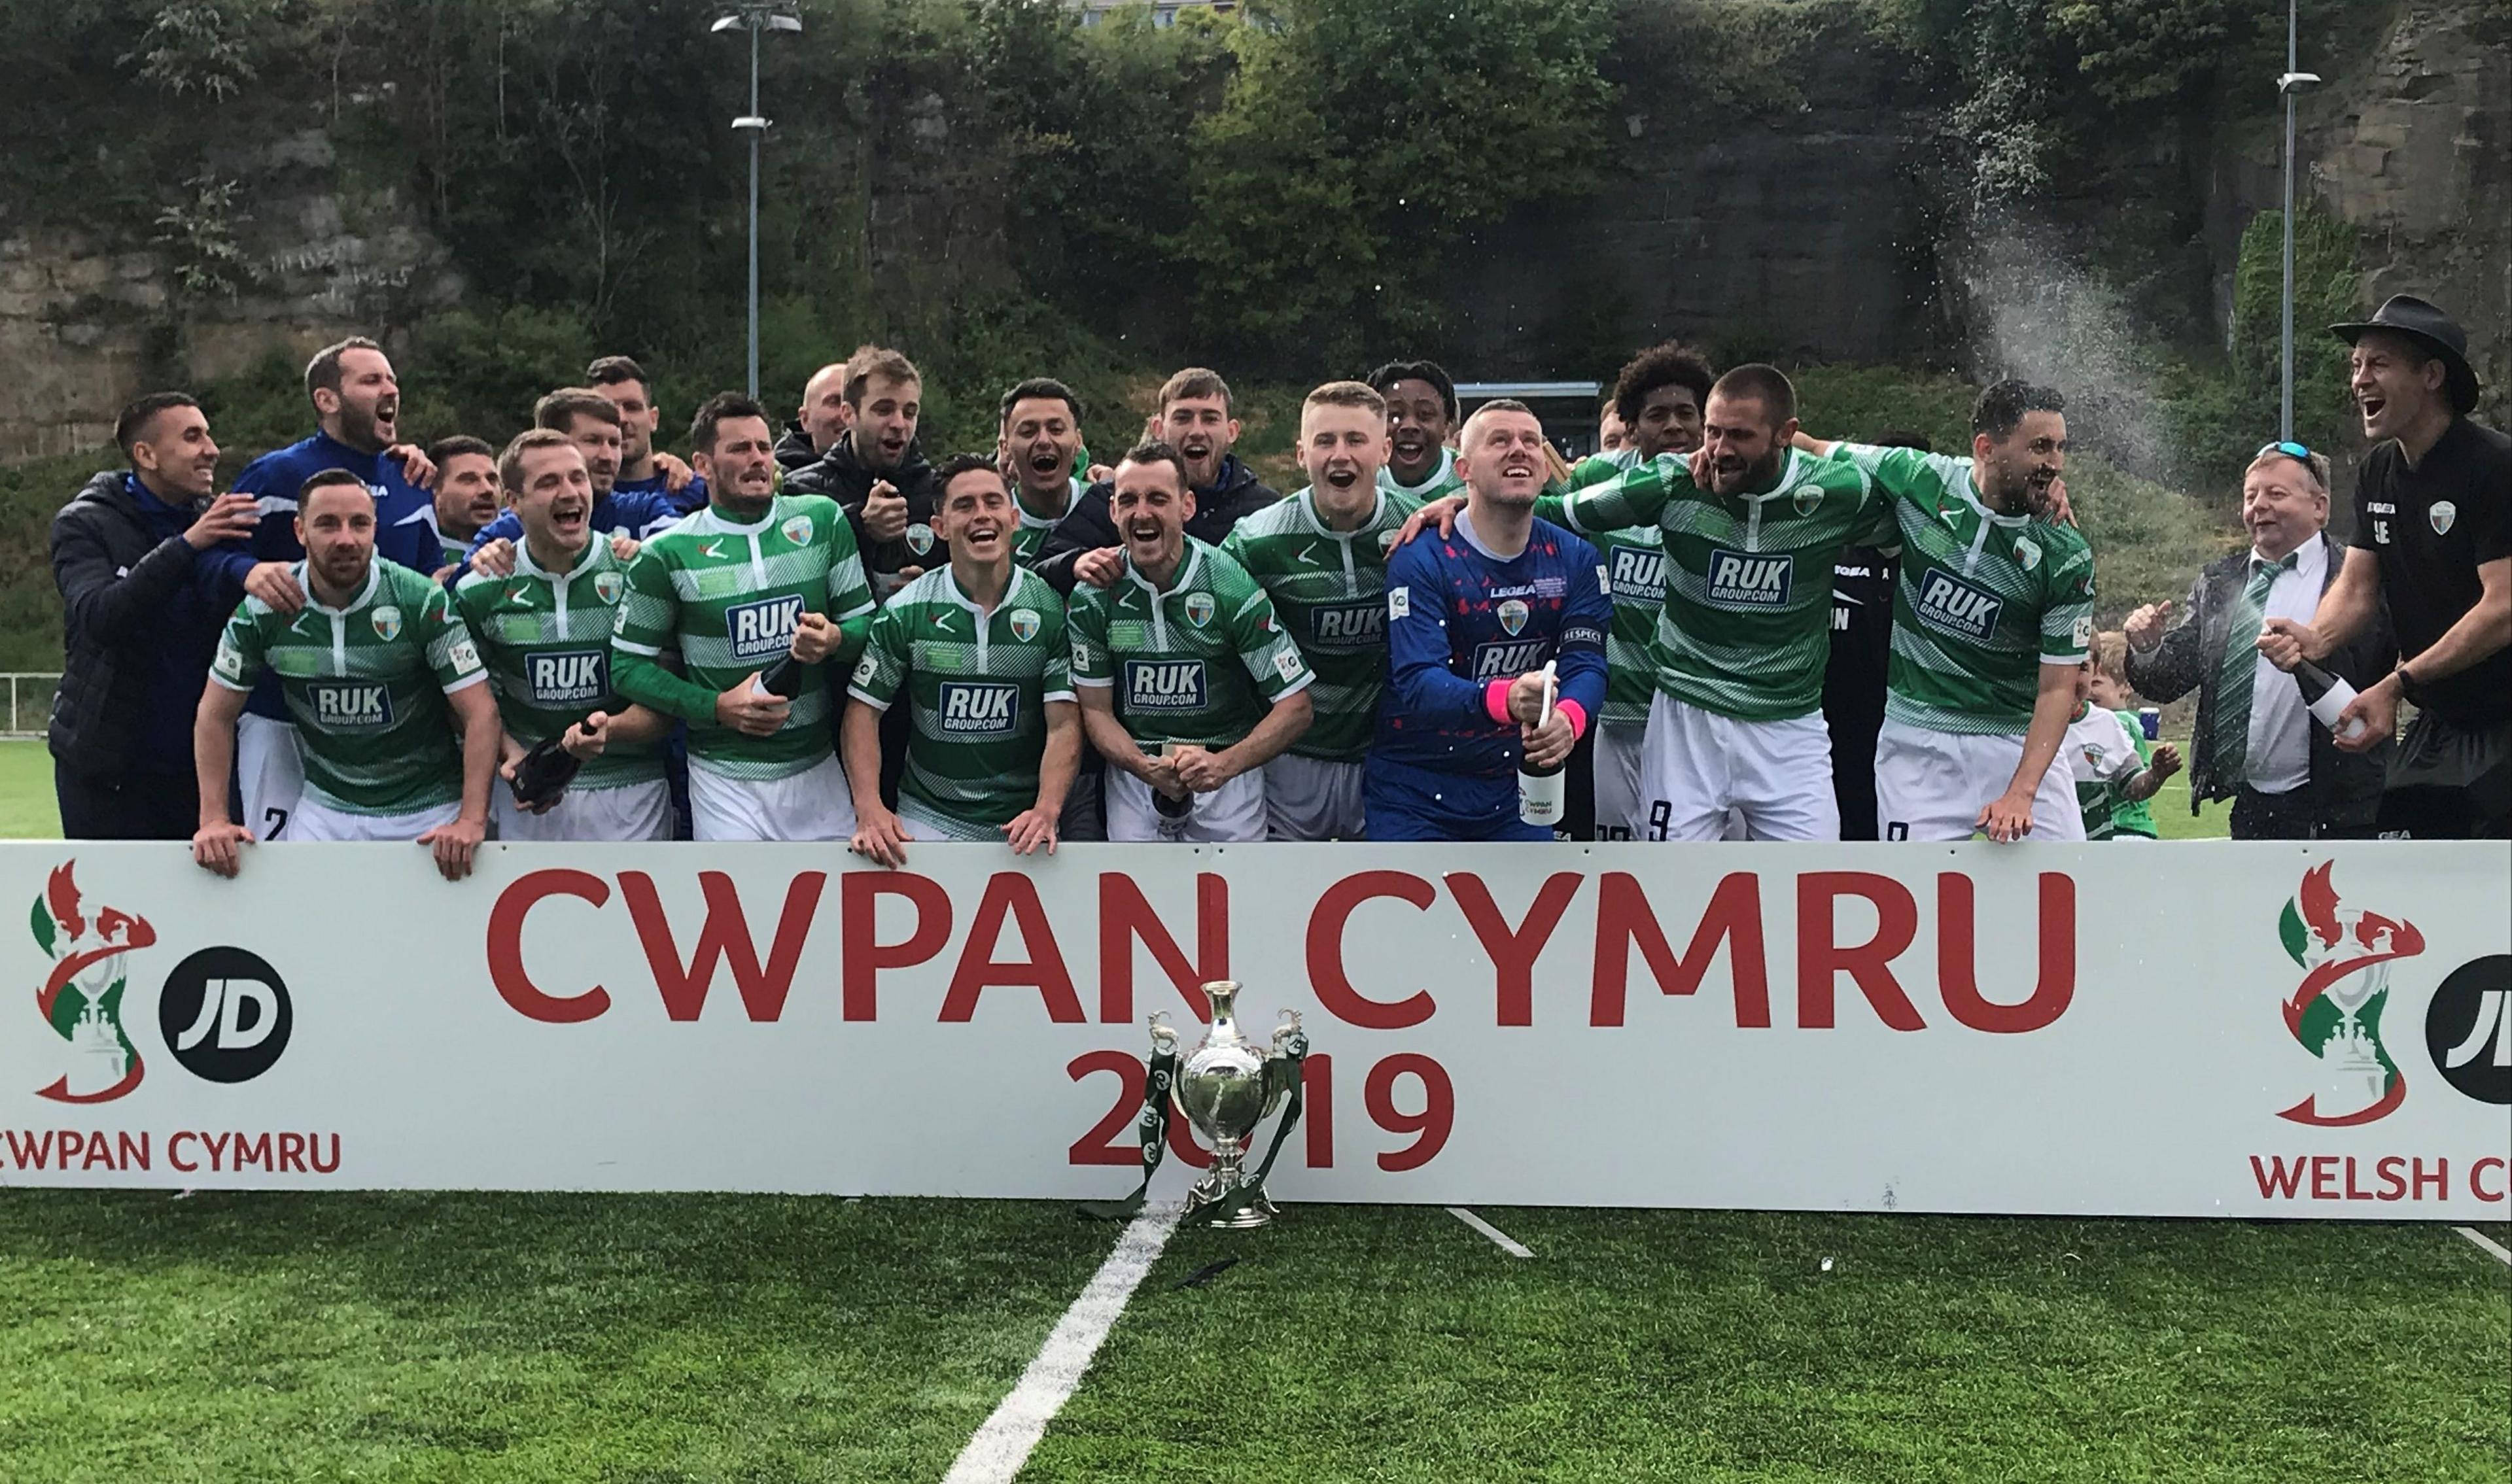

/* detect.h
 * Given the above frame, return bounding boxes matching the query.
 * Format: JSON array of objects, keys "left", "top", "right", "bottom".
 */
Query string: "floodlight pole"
[
  {"left": 714, "top": 7, "right": 802, "bottom": 400},
  {"left": 2276, "top": 2, "right": 2322, "bottom": 443}
]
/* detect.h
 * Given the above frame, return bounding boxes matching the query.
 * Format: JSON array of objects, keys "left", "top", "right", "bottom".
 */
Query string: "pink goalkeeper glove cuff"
[{"left": 1482, "top": 678, "right": 1514, "bottom": 725}]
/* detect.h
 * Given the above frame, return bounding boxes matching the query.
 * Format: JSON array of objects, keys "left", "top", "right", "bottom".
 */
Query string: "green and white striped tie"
[{"left": 2210, "top": 553, "right": 2295, "bottom": 784}]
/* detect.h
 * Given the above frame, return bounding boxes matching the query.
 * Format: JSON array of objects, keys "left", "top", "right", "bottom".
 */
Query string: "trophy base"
[{"left": 1185, "top": 1181, "right": 1280, "bottom": 1229}]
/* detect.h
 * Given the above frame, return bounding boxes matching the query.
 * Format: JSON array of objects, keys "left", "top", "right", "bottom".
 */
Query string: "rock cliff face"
[
  {"left": 0, "top": 130, "right": 460, "bottom": 458},
  {"left": 2210, "top": 0, "right": 2509, "bottom": 423}
]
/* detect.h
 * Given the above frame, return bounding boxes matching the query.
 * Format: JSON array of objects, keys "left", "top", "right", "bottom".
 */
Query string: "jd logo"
[
  {"left": 31, "top": 862, "right": 157, "bottom": 1104},
  {"left": 2274, "top": 863, "right": 2423, "bottom": 1126},
  {"left": 2424, "top": 954, "right": 2511, "bottom": 1105},
  {"left": 158, "top": 947, "right": 292, "bottom": 1084}
]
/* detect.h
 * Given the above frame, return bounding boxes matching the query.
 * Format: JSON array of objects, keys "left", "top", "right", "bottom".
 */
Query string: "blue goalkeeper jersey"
[{"left": 1374, "top": 510, "right": 1609, "bottom": 780}]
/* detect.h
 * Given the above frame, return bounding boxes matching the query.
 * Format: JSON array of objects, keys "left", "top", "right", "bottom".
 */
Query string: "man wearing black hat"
[{"left": 2261, "top": 295, "right": 2510, "bottom": 838}]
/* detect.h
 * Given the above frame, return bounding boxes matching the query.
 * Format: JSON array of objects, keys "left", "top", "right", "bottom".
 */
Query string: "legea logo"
[
  {"left": 2274, "top": 863, "right": 2423, "bottom": 1127},
  {"left": 29, "top": 861, "right": 157, "bottom": 1104}
]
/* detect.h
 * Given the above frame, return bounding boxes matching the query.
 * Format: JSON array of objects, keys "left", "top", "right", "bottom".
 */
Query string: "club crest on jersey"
[
  {"left": 905, "top": 522, "right": 935, "bottom": 556},
  {"left": 1915, "top": 569, "right": 2004, "bottom": 641},
  {"left": 1183, "top": 592, "right": 1216, "bottom": 628},
  {"left": 1707, "top": 549, "right": 1792, "bottom": 608},
  {"left": 1008, "top": 608, "right": 1041, "bottom": 642},
  {"left": 937, "top": 680, "right": 1020, "bottom": 738},
  {"left": 2013, "top": 537, "right": 2042, "bottom": 572},
  {"left": 309, "top": 681, "right": 392, "bottom": 729},
  {"left": 528, "top": 649, "right": 609, "bottom": 706},
  {"left": 2430, "top": 500, "right": 2456, "bottom": 536},
  {"left": 593, "top": 572, "right": 624, "bottom": 605},
  {"left": 370, "top": 606, "right": 403, "bottom": 642},
  {"left": 1378, "top": 529, "right": 1400, "bottom": 555},
  {"left": 780, "top": 515, "right": 814, "bottom": 547},
  {"left": 1498, "top": 599, "right": 1529, "bottom": 636},
  {"left": 1123, "top": 659, "right": 1208, "bottom": 710},
  {"left": 1790, "top": 485, "right": 1823, "bottom": 517},
  {"left": 725, "top": 593, "right": 805, "bottom": 663}
]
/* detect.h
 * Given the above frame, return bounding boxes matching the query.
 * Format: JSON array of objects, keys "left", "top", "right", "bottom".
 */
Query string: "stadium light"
[
  {"left": 2275, "top": 0, "right": 2323, "bottom": 443},
  {"left": 712, "top": 5, "right": 804, "bottom": 400}
]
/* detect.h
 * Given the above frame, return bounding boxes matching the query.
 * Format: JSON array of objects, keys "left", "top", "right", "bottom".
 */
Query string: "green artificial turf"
[
  {"left": 0, "top": 738, "right": 59, "bottom": 839},
  {"left": 0, "top": 1192, "right": 1110, "bottom": 1483},
  {"left": 1029, "top": 1206, "right": 2511, "bottom": 1483}
]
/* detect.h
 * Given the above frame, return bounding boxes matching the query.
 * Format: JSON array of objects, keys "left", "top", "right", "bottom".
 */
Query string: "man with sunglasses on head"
[{"left": 2126, "top": 442, "right": 2392, "bottom": 839}]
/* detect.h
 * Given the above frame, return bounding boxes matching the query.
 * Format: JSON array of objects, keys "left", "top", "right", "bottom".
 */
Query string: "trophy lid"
[{"left": 1200, "top": 980, "right": 1241, "bottom": 1018}]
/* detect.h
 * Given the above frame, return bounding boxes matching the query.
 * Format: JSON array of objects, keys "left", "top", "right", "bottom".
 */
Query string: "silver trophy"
[{"left": 1154, "top": 980, "right": 1307, "bottom": 1228}]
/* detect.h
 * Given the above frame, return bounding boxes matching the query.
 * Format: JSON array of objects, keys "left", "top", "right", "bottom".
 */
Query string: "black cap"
[{"left": 2329, "top": 294, "right": 2480, "bottom": 416}]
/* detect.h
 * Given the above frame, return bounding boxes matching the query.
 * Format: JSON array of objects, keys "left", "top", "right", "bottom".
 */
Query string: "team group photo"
[{"left": 2, "top": 0, "right": 2505, "bottom": 1479}]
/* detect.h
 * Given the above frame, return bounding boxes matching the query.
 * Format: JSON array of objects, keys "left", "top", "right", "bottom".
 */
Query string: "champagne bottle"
[
  {"left": 1518, "top": 663, "right": 1564, "bottom": 827},
  {"left": 753, "top": 651, "right": 807, "bottom": 699},
  {"left": 2292, "top": 659, "right": 2368, "bottom": 742},
  {"left": 508, "top": 727, "right": 585, "bottom": 810}
]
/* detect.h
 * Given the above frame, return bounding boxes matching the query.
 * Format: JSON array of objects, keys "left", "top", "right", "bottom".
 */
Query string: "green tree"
[{"left": 1172, "top": 0, "right": 1616, "bottom": 370}]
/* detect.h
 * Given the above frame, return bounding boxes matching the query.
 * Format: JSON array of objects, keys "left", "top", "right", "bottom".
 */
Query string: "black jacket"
[
  {"left": 773, "top": 421, "right": 822, "bottom": 474},
  {"left": 2125, "top": 532, "right": 2393, "bottom": 828},
  {"left": 784, "top": 435, "right": 941, "bottom": 600},
  {"left": 1032, "top": 455, "right": 1283, "bottom": 595},
  {"left": 48, "top": 472, "right": 235, "bottom": 779}
]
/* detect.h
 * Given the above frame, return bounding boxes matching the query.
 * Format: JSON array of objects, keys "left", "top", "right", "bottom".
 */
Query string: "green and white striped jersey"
[
  {"left": 1380, "top": 447, "right": 1463, "bottom": 502},
  {"left": 1832, "top": 443, "right": 2096, "bottom": 734},
  {"left": 1563, "top": 450, "right": 1664, "bottom": 727},
  {"left": 1066, "top": 537, "right": 1314, "bottom": 749},
  {"left": 846, "top": 564, "right": 1075, "bottom": 834},
  {"left": 210, "top": 558, "right": 486, "bottom": 816},
  {"left": 1543, "top": 447, "right": 1892, "bottom": 721},
  {"left": 610, "top": 494, "right": 875, "bottom": 781},
  {"left": 438, "top": 530, "right": 472, "bottom": 569},
  {"left": 1011, "top": 476, "right": 1086, "bottom": 568},
  {"left": 1220, "top": 485, "right": 1421, "bottom": 762},
  {"left": 454, "top": 540, "right": 662, "bottom": 791}
]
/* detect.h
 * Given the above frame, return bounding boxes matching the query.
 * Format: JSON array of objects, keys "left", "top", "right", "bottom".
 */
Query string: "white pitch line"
[
  {"left": 2452, "top": 1226, "right": 2511, "bottom": 1266},
  {"left": 940, "top": 1202, "right": 1182, "bottom": 1484},
  {"left": 1447, "top": 1205, "right": 1535, "bottom": 1259}
]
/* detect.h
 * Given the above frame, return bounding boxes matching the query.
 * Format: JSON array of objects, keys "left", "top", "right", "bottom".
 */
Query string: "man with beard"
[
  {"left": 1554, "top": 342, "right": 1714, "bottom": 838},
  {"left": 1803, "top": 380, "right": 2096, "bottom": 842},
  {"left": 192, "top": 470, "right": 498, "bottom": 881},
  {"left": 50, "top": 392, "right": 259, "bottom": 839},
  {"left": 843, "top": 456, "right": 1081, "bottom": 864},
  {"left": 461, "top": 388, "right": 676, "bottom": 574},
  {"left": 611, "top": 393, "right": 876, "bottom": 842},
  {"left": 1370, "top": 360, "right": 1465, "bottom": 502},
  {"left": 776, "top": 360, "right": 852, "bottom": 474},
  {"left": 1066, "top": 441, "right": 1314, "bottom": 843},
  {"left": 586, "top": 356, "right": 705, "bottom": 524},
  {"left": 2258, "top": 296, "right": 2509, "bottom": 838},
  {"left": 999, "top": 377, "right": 1090, "bottom": 566},
  {"left": 457, "top": 431, "right": 672, "bottom": 842},
  {"left": 224, "top": 337, "right": 449, "bottom": 844},
  {"left": 787, "top": 346, "right": 939, "bottom": 602},
  {"left": 427, "top": 436, "right": 500, "bottom": 571},
  {"left": 1374, "top": 401, "right": 1607, "bottom": 842},
  {"left": 1035, "top": 368, "right": 1280, "bottom": 594},
  {"left": 1223, "top": 381, "right": 1420, "bottom": 840}
]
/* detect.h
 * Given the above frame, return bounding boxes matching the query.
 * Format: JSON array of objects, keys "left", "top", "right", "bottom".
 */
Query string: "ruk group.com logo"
[
  {"left": 2271, "top": 861, "right": 2511, "bottom": 1127},
  {"left": 27, "top": 859, "right": 291, "bottom": 1104}
]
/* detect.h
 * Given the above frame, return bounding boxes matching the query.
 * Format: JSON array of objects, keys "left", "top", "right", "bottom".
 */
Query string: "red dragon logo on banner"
[
  {"left": 2275, "top": 862, "right": 2423, "bottom": 1127},
  {"left": 30, "top": 861, "right": 157, "bottom": 1104}
]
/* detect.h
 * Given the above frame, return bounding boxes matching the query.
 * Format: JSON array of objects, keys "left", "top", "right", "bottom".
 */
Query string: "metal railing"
[{"left": 1, "top": 674, "right": 59, "bottom": 738}]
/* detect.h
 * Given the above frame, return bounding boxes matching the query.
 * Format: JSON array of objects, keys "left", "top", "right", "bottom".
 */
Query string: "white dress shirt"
[{"left": 2242, "top": 535, "right": 2326, "bottom": 795}]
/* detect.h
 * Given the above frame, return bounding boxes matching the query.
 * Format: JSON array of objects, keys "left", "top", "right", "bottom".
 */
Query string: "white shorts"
[
  {"left": 236, "top": 713, "right": 305, "bottom": 840},
  {"left": 290, "top": 794, "right": 462, "bottom": 842},
  {"left": 1263, "top": 753, "right": 1365, "bottom": 840},
  {"left": 898, "top": 797, "right": 1002, "bottom": 844},
  {"left": 1874, "top": 718, "right": 2085, "bottom": 842},
  {"left": 1105, "top": 767, "right": 1266, "bottom": 844},
  {"left": 495, "top": 778, "right": 672, "bottom": 843},
  {"left": 1637, "top": 693, "right": 1839, "bottom": 842},
  {"left": 688, "top": 751, "right": 856, "bottom": 842},
  {"left": 1592, "top": 719, "right": 1646, "bottom": 839}
]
